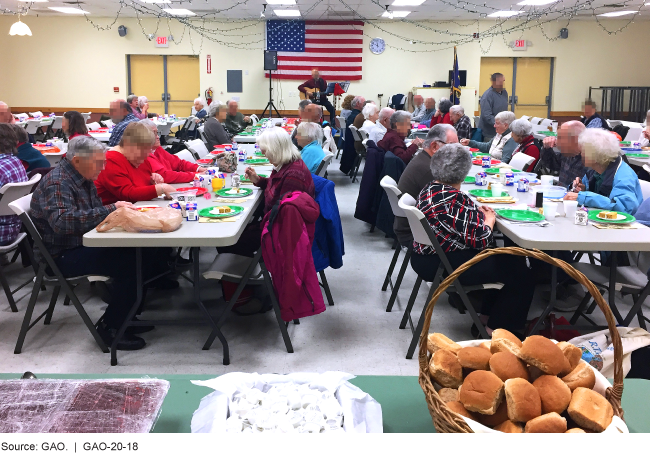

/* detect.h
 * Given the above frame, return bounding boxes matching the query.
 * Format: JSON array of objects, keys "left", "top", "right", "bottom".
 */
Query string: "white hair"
[
  {"left": 423, "top": 124, "right": 455, "bottom": 150},
  {"left": 378, "top": 107, "right": 395, "bottom": 122},
  {"left": 578, "top": 128, "right": 620, "bottom": 167},
  {"left": 194, "top": 97, "right": 205, "bottom": 107},
  {"left": 208, "top": 101, "right": 222, "bottom": 117},
  {"left": 450, "top": 105, "right": 465, "bottom": 116},
  {"left": 510, "top": 118, "right": 533, "bottom": 137},
  {"left": 495, "top": 111, "right": 516, "bottom": 126},
  {"left": 352, "top": 96, "right": 365, "bottom": 110},
  {"left": 430, "top": 143, "right": 473, "bottom": 185},
  {"left": 257, "top": 127, "right": 301, "bottom": 165},
  {"left": 139, "top": 118, "right": 157, "bottom": 130},
  {"left": 296, "top": 122, "right": 324, "bottom": 145},
  {"left": 138, "top": 96, "right": 148, "bottom": 108},
  {"left": 362, "top": 103, "right": 379, "bottom": 120},
  {"left": 66, "top": 136, "right": 106, "bottom": 160}
]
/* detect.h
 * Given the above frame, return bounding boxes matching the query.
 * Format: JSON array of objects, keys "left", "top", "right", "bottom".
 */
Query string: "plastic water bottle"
[
  {"left": 193, "top": 174, "right": 201, "bottom": 188},
  {"left": 231, "top": 170, "right": 241, "bottom": 188}
]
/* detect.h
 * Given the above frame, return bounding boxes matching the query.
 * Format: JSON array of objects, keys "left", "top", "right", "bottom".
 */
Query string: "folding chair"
[
  {"left": 349, "top": 125, "right": 364, "bottom": 183},
  {"left": 638, "top": 179, "right": 650, "bottom": 201},
  {"left": 315, "top": 152, "right": 334, "bottom": 178},
  {"left": 0, "top": 175, "right": 41, "bottom": 312},
  {"left": 102, "top": 119, "right": 115, "bottom": 128},
  {"left": 29, "top": 111, "right": 44, "bottom": 118},
  {"left": 509, "top": 152, "right": 536, "bottom": 172},
  {"left": 24, "top": 120, "right": 41, "bottom": 136},
  {"left": 379, "top": 176, "right": 412, "bottom": 312},
  {"left": 86, "top": 122, "right": 101, "bottom": 131},
  {"left": 398, "top": 194, "right": 502, "bottom": 358},
  {"left": 174, "top": 149, "right": 196, "bottom": 164},
  {"left": 473, "top": 116, "right": 481, "bottom": 128},
  {"left": 156, "top": 121, "right": 173, "bottom": 141},
  {"left": 81, "top": 112, "right": 92, "bottom": 123},
  {"left": 46, "top": 116, "right": 64, "bottom": 139},
  {"left": 185, "top": 139, "right": 210, "bottom": 160},
  {"left": 520, "top": 115, "right": 530, "bottom": 122},
  {"left": 8, "top": 194, "right": 109, "bottom": 354}
]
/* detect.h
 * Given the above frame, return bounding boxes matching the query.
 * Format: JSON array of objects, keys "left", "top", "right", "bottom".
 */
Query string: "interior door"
[
  {"left": 514, "top": 58, "right": 552, "bottom": 119},
  {"left": 479, "top": 57, "right": 514, "bottom": 113},
  {"left": 167, "top": 55, "right": 200, "bottom": 118},
  {"left": 129, "top": 55, "right": 165, "bottom": 116}
]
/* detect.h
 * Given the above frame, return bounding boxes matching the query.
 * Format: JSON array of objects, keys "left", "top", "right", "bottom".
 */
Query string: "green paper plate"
[
  {"left": 538, "top": 131, "right": 557, "bottom": 136},
  {"left": 587, "top": 210, "right": 636, "bottom": 224},
  {"left": 496, "top": 209, "right": 545, "bottom": 223},
  {"left": 241, "top": 173, "right": 267, "bottom": 183},
  {"left": 199, "top": 205, "right": 244, "bottom": 219},
  {"left": 472, "top": 153, "right": 490, "bottom": 157},
  {"left": 254, "top": 151, "right": 265, "bottom": 156},
  {"left": 468, "top": 189, "right": 510, "bottom": 198},
  {"left": 625, "top": 153, "right": 650, "bottom": 159},
  {"left": 485, "top": 167, "right": 521, "bottom": 174},
  {"left": 245, "top": 158, "right": 270, "bottom": 165},
  {"left": 215, "top": 187, "right": 253, "bottom": 198},
  {"left": 464, "top": 176, "right": 475, "bottom": 184}
]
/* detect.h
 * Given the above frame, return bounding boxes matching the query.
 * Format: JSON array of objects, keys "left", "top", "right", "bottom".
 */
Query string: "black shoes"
[
  {"left": 125, "top": 317, "right": 155, "bottom": 335},
  {"left": 146, "top": 277, "right": 180, "bottom": 290},
  {"left": 96, "top": 322, "right": 146, "bottom": 351}
]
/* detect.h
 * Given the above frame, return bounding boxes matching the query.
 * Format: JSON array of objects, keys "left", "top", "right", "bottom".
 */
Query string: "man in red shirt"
[{"left": 298, "top": 69, "right": 336, "bottom": 127}]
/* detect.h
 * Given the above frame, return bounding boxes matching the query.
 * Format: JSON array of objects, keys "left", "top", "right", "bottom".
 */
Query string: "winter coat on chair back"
[
  {"left": 312, "top": 174, "right": 344, "bottom": 272},
  {"left": 261, "top": 191, "right": 326, "bottom": 322}
]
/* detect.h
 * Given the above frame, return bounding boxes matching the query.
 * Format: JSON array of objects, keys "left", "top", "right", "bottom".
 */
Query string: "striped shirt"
[
  {"left": 108, "top": 113, "right": 138, "bottom": 147},
  {"left": 454, "top": 114, "right": 472, "bottom": 140},
  {"left": 0, "top": 154, "right": 28, "bottom": 245}
]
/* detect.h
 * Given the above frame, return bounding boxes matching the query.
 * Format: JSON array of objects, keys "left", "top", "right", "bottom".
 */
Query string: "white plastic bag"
[{"left": 569, "top": 327, "right": 650, "bottom": 378}]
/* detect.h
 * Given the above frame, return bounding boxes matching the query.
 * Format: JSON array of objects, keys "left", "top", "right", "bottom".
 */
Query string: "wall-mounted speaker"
[
  {"left": 560, "top": 28, "right": 568, "bottom": 39},
  {"left": 118, "top": 25, "right": 127, "bottom": 37}
]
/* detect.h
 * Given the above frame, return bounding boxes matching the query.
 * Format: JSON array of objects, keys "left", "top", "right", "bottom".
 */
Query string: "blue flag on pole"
[{"left": 451, "top": 46, "right": 461, "bottom": 105}]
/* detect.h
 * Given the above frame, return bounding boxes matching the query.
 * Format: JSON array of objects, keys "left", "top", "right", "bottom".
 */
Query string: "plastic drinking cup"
[
  {"left": 542, "top": 201, "right": 558, "bottom": 220},
  {"left": 564, "top": 200, "right": 578, "bottom": 219},
  {"left": 491, "top": 183, "right": 504, "bottom": 197},
  {"left": 540, "top": 175, "right": 554, "bottom": 186},
  {"left": 212, "top": 177, "right": 225, "bottom": 191}
]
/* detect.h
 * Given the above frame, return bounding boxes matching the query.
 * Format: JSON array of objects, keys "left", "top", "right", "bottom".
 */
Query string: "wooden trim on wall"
[{"left": 9, "top": 108, "right": 337, "bottom": 117}]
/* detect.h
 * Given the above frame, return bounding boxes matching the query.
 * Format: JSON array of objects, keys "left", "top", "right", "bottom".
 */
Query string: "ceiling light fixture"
[
  {"left": 265, "top": 0, "right": 296, "bottom": 4},
  {"left": 487, "top": 11, "right": 524, "bottom": 17},
  {"left": 9, "top": 15, "right": 32, "bottom": 36},
  {"left": 597, "top": 11, "right": 636, "bottom": 17},
  {"left": 48, "top": 7, "right": 90, "bottom": 14},
  {"left": 383, "top": 10, "right": 410, "bottom": 18},
  {"left": 517, "top": 0, "right": 558, "bottom": 5},
  {"left": 17, "top": 0, "right": 48, "bottom": 2},
  {"left": 274, "top": 9, "right": 301, "bottom": 17},
  {"left": 137, "top": 0, "right": 171, "bottom": 4},
  {"left": 162, "top": 8, "right": 196, "bottom": 16},
  {"left": 261, "top": 3, "right": 267, "bottom": 18},
  {"left": 391, "top": 0, "right": 425, "bottom": 5}
]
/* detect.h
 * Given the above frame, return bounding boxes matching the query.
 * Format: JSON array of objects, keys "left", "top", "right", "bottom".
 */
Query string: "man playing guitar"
[{"left": 298, "top": 69, "right": 336, "bottom": 126}]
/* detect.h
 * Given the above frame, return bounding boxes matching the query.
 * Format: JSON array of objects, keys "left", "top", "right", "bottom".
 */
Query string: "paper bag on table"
[{"left": 96, "top": 207, "right": 182, "bottom": 233}]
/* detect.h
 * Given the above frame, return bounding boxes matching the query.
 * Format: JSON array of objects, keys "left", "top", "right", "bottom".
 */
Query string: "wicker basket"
[{"left": 417, "top": 246, "right": 625, "bottom": 433}]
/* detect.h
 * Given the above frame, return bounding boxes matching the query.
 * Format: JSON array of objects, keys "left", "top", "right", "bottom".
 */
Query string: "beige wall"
[{"left": 1, "top": 16, "right": 649, "bottom": 114}]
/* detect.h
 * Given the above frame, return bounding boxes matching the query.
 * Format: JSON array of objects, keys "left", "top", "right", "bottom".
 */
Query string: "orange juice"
[{"left": 212, "top": 177, "right": 225, "bottom": 191}]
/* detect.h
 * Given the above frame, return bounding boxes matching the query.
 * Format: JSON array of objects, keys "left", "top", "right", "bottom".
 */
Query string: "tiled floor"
[{"left": 0, "top": 156, "right": 642, "bottom": 376}]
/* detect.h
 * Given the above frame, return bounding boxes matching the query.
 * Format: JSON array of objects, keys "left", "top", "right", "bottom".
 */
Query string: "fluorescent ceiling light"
[
  {"left": 274, "top": 9, "right": 301, "bottom": 17},
  {"left": 382, "top": 11, "right": 411, "bottom": 18},
  {"left": 163, "top": 8, "right": 196, "bottom": 16},
  {"left": 18, "top": 0, "right": 48, "bottom": 2},
  {"left": 598, "top": 11, "right": 636, "bottom": 17},
  {"left": 48, "top": 7, "right": 89, "bottom": 14},
  {"left": 9, "top": 19, "right": 32, "bottom": 36},
  {"left": 488, "top": 11, "right": 523, "bottom": 17},
  {"left": 391, "top": 0, "right": 426, "bottom": 5},
  {"left": 266, "top": 0, "right": 297, "bottom": 4},
  {"left": 517, "top": 0, "right": 558, "bottom": 5},
  {"left": 138, "top": 0, "right": 171, "bottom": 3}
]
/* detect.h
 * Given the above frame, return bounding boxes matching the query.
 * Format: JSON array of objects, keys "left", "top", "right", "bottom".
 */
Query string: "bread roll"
[
  {"left": 561, "top": 361, "right": 596, "bottom": 391},
  {"left": 429, "top": 349, "right": 463, "bottom": 388},
  {"left": 504, "top": 378, "right": 542, "bottom": 423},
  {"left": 528, "top": 365, "right": 546, "bottom": 383},
  {"left": 524, "top": 412, "right": 567, "bottom": 433},
  {"left": 459, "top": 370, "right": 504, "bottom": 415},
  {"left": 439, "top": 388, "right": 459, "bottom": 403},
  {"left": 493, "top": 420, "right": 523, "bottom": 433},
  {"left": 458, "top": 346, "right": 492, "bottom": 371},
  {"left": 427, "top": 333, "right": 462, "bottom": 355},
  {"left": 533, "top": 375, "right": 572, "bottom": 414},
  {"left": 518, "top": 335, "right": 566, "bottom": 375},
  {"left": 567, "top": 387, "right": 614, "bottom": 432},
  {"left": 476, "top": 400, "right": 509, "bottom": 428},
  {"left": 480, "top": 341, "right": 491, "bottom": 351},
  {"left": 565, "top": 428, "right": 586, "bottom": 433},
  {"left": 489, "top": 351, "right": 530, "bottom": 382},
  {"left": 490, "top": 329, "right": 522, "bottom": 355},
  {"left": 446, "top": 401, "right": 474, "bottom": 420},
  {"left": 557, "top": 341, "right": 583, "bottom": 375}
]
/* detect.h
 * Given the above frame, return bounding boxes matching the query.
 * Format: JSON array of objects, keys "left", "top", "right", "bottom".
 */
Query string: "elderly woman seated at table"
[
  {"left": 410, "top": 143, "right": 535, "bottom": 336},
  {"left": 564, "top": 128, "right": 643, "bottom": 214},
  {"left": 11, "top": 124, "right": 50, "bottom": 172},
  {"left": 95, "top": 122, "right": 175, "bottom": 204},
  {"left": 295, "top": 121, "right": 325, "bottom": 174},
  {"left": 359, "top": 103, "right": 379, "bottom": 136},
  {"left": 204, "top": 102, "right": 231, "bottom": 150},
  {"left": 0, "top": 124, "right": 28, "bottom": 248},
  {"left": 508, "top": 118, "right": 539, "bottom": 171},
  {"left": 138, "top": 119, "right": 204, "bottom": 184},
  {"left": 63, "top": 110, "right": 89, "bottom": 141},
  {"left": 461, "top": 111, "right": 516, "bottom": 162},
  {"left": 377, "top": 111, "right": 424, "bottom": 164}
]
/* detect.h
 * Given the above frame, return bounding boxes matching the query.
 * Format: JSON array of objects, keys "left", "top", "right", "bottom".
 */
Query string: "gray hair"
[
  {"left": 438, "top": 99, "right": 453, "bottom": 114},
  {"left": 138, "top": 96, "right": 148, "bottom": 108},
  {"left": 423, "top": 124, "right": 456, "bottom": 150},
  {"left": 127, "top": 95, "right": 138, "bottom": 104},
  {"left": 298, "top": 99, "right": 312, "bottom": 112},
  {"left": 495, "top": 111, "right": 516, "bottom": 126},
  {"left": 390, "top": 110, "right": 412, "bottom": 129},
  {"left": 352, "top": 96, "right": 365, "bottom": 110},
  {"left": 66, "top": 136, "right": 106, "bottom": 160},
  {"left": 378, "top": 107, "right": 394, "bottom": 122},
  {"left": 296, "top": 121, "right": 324, "bottom": 145},
  {"left": 139, "top": 118, "right": 157, "bottom": 131},
  {"left": 510, "top": 118, "right": 533, "bottom": 137},
  {"left": 578, "top": 128, "right": 620, "bottom": 167},
  {"left": 362, "top": 103, "right": 379, "bottom": 120},
  {"left": 257, "top": 127, "right": 301, "bottom": 165},
  {"left": 208, "top": 101, "right": 222, "bottom": 118},
  {"left": 429, "top": 143, "right": 473, "bottom": 185},
  {"left": 450, "top": 105, "right": 464, "bottom": 116}
]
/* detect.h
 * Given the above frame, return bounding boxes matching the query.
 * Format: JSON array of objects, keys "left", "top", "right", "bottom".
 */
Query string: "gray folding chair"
[
  {"left": 81, "top": 112, "right": 92, "bottom": 123},
  {"left": 46, "top": 116, "right": 64, "bottom": 139},
  {"left": 315, "top": 152, "right": 334, "bottom": 178},
  {"left": 379, "top": 176, "right": 412, "bottom": 312},
  {"left": 175, "top": 149, "right": 197, "bottom": 164},
  {"left": 0, "top": 175, "right": 41, "bottom": 312},
  {"left": 8, "top": 194, "right": 109, "bottom": 354},
  {"left": 24, "top": 120, "right": 41, "bottom": 136},
  {"left": 185, "top": 139, "right": 210, "bottom": 159},
  {"left": 398, "top": 194, "right": 502, "bottom": 358},
  {"left": 349, "top": 125, "right": 364, "bottom": 183}
]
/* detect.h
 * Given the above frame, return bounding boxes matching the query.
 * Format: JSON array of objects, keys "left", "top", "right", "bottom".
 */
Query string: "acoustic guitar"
[{"left": 299, "top": 87, "right": 320, "bottom": 101}]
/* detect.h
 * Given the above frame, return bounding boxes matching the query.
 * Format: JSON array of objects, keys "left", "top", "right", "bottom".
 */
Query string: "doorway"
[
  {"left": 128, "top": 55, "right": 200, "bottom": 117},
  {"left": 479, "top": 57, "right": 554, "bottom": 118}
]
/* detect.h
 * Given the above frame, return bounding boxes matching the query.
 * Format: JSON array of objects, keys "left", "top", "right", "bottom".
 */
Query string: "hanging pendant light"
[{"left": 9, "top": 15, "right": 32, "bottom": 36}]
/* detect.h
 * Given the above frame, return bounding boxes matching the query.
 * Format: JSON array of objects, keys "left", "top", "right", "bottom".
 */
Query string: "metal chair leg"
[
  {"left": 569, "top": 292, "right": 595, "bottom": 325},
  {"left": 399, "top": 277, "right": 422, "bottom": 330},
  {"left": 44, "top": 286, "right": 60, "bottom": 325},
  {"left": 381, "top": 239, "right": 401, "bottom": 292},
  {"left": 386, "top": 250, "right": 412, "bottom": 312},
  {"left": 0, "top": 267, "right": 18, "bottom": 312},
  {"left": 400, "top": 267, "right": 444, "bottom": 330},
  {"left": 15, "top": 265, "right": 45, "bottom": 354},
  {"left": 623, "top": 284, "right": 650, "bottom": 326},
  {"left": 260, "top": 260, "right": 293, "bottom": 354},
  {"left": 319, "top": 270, "right": 334, "bottom": 306},
  {"left": 406, "top": 283, "right": 437, "bottom": 359}
]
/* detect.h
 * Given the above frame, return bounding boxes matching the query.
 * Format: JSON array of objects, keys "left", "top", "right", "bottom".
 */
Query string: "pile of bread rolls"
[{"left": 427, "top": 330, "right": 614, "bottom": 433}]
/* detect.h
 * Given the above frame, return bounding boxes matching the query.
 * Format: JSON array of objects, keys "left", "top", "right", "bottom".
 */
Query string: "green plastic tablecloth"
[{"left": 0, "top": 374, "right": 647, "bottom": 433}]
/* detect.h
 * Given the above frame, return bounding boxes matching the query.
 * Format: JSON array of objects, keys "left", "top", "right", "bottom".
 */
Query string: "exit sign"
[
  {"left": 510, "top": 39, "right": 530, "bottom": 51},
  {"left": 155, "top": 36, "right": 169, "bottom": 48}
]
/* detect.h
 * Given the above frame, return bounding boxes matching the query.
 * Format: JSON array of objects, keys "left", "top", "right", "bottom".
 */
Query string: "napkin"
[
  {"left": 199, "top": 216, "right": 241, "bottom": 223},
  {"left": 476, "top": 197, "right": 516, "bottom": 204},
  {"left": 214, "top": 197, "right": 252, "bottom": 204},
  {"left": 591, "top": 222, "right": 638, "bottom": 230}
]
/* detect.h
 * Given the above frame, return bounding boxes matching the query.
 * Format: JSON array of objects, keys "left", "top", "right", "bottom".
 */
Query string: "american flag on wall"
[{"left": 265, "top": 20, "right": 363, "bottom": 80}]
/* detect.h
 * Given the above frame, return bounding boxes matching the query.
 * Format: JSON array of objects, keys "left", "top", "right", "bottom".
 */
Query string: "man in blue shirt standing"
[{"left": 478, "top": 73, "right": 509, "bottom": 141}]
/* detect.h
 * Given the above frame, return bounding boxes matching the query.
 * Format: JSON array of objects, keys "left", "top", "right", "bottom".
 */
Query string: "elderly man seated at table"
[
  {"left": 581, "top": 99, "right": 609, "bottom": 130},
  {"left": 393, "top": 124, "right": 458, "bottom": 246},
  {"left": 0, "top": 124, "right": 28, "bottom": 249},
  {"left": 359, "top": 103, "right": 379, "bottom": 136},
  {"left": 417, "top": 97, "right": 436, "bottom": 125},
  {"left": 368, "top": 107, "right": 394, "bottom": 144},
  {"left": 295, "top": 122, "right": 326, "bottom": 174},
  {"left": 377, "top": 111, "right": 424, "bottom": 164},
  {"left": 508, "top": 118, "right": 539, "bottom": 171},
  {"left": 639, "top": 110, "right": 650, "bottom": 147},
  {"left": 410, "top": 143, "right": 535, "bottom": 336},
  {"left": 0, "top": 102, "right": 15, "bottom": 124},
  {"left": 127, "top": 95, "right": 148, "bottom": 120},
  {"left": 96, "top": 122, "right": 175, "bottom": 204},
  {"left": 564, "top": 128, "right": 642, "bottom": 214},
  {"left": 461, "top": 111, "right": 516, "bottom": 162},
  {"left": 108, "top": 100, "right": 138, "bottom": 147},
  {"left": 30, "top": 136, "right": 178, "bottom": 350},
  {"left": 139, "top": 119, "right": 205, "bottom": 184},
  {"left": 193, "top": 98, "right": 208, "bottom": 121},
  {"left": 11, "top": 124, "right": 50, "bottom": 172},
  {"left": 204, "top": 102, "right": 231, "bottom": 150},
  {"left": 538, "top": 120, "right": 587, "bottom": 188},
  {"left": 63, "top": 110, "right": 90, "bottom": 141},
  {"left": 411, "top": 95, "right": 426, "bottom": 123},
  {"left": 224, "top": 100, "right": 253, "bottom": 135},
  {"left": 449, "top": 105, "right": 472, "bottom": 140}
]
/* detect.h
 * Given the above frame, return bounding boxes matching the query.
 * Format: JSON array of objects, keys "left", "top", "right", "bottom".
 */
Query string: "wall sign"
[
  {"left": 155, "top": 36, "right": 169, "bottom": 48},
  {"left": 207, "top": 55, "right": 212, "bottom": 74},
  {"left": 509, "top": 39, "right": 532, "bottom": 51}
]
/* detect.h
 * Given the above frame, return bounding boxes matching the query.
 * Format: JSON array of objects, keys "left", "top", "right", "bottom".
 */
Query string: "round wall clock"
[{"left": 369, "top": 37, "right": 386, "bottom": 55}]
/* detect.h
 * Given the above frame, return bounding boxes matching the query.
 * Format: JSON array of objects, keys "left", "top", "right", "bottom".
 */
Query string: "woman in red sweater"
[
  {"left": 95, "top": 122, "right": 175, "bottom": 204},
  {"left": 508, "top": 118, "right": 540, "bottom": 172},
  {"left": 138, "top": 119, "right": 205, "bottom": 184},
  {"left": 63, "top": 110, "right": 90, "bottom": 140}
]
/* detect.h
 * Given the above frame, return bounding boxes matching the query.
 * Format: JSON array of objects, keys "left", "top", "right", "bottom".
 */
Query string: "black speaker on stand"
[{"left": 261, "top": 50, "right": 281, "bottom": 119}]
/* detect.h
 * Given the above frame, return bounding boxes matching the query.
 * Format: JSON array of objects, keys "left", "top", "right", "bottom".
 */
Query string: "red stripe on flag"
[
  {"left": 305, "top": 38, "right": 363, "bottom": 44},
  {"left": 305, "top": 20, "right": 364, "bottom": 26},
  {"left": 266, "top": 74, "right": 362, "bottom": 80},
  {"left": 277, "top": 56, "right": 362, "bottom": 62},
  {"left": 277, "top": 65, "right": 363, "bottom": 71},
  {"left": 302, "top": 48, "right": 362, "bottom": 54},
  {"left": 306, "top": 29, "right": 363, "bottom": 35}
]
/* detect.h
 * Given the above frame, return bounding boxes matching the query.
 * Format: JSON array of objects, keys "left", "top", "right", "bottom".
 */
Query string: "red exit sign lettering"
[
  {"left": 511, "top": 39, "right": 529, "bottom": 51},
  {"left": 155, "top": 36, "right": 169, "bottom": 48}
]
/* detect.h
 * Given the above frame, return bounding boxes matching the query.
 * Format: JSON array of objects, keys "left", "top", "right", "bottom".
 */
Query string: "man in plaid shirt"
[
  {"left": 30, "top": 136, "right": 162, "bottom": 351},
  {"left": 0, "top": 124, "right": 28, "bottom": 248},
  {"left": 449, "top": 105, "right": 472, "bottom": 140},
  {"left": 108, "top": 99, "right": 138, "bottom": 147}
]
